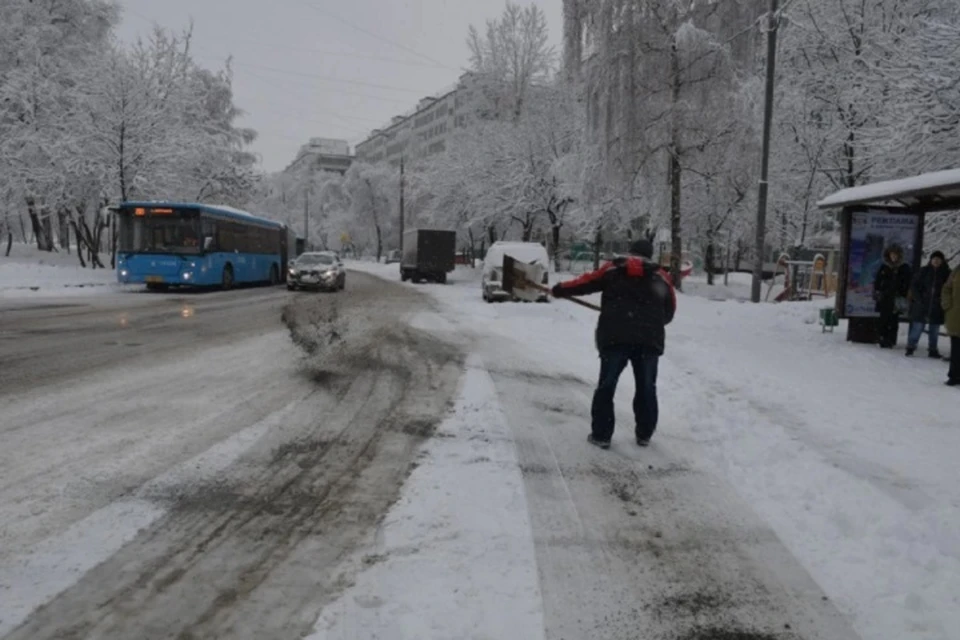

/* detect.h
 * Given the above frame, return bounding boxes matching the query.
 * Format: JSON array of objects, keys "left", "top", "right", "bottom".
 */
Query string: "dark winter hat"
[
  {"left": 930, "top": 250, "right": 946, "bottom": 261},
  {"left": 629, "top": 239, "right": 654, "bottom": 258}
]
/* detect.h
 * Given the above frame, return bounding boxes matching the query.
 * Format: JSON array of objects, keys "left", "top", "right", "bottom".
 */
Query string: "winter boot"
[
  {"left": 929, "top": 350, "right": 943, "bottom": 359},
  {"left": 905, "top": 347, "right": 916, "bottom": 356},
  {"left": 587, "top": 434, "right": 611, "bottom": 449},
  {"left": 636, "top": 437, "right": 650, "bottom": 447}
]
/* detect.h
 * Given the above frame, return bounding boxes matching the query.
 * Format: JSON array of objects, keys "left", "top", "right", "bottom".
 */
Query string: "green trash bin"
[{"left": 819, "top": 307, "right": 838, "bottom": 333}]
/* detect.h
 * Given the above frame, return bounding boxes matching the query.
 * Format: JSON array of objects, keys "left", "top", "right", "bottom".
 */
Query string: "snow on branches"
[{"left": 0, "top": 0, "right": 258, "bottom": 262}]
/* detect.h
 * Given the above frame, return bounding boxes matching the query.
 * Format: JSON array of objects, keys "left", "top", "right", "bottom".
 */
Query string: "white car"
[
  {"left": 481, "top": 241, "right": 550, "bottom": 303},
  {"left": 287, "top": 251, "right": 346, "bottom": 292}
]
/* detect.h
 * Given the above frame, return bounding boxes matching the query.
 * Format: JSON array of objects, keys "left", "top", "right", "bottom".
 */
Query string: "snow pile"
[{"left": 0, "top": 245, "right": 119, "bottom": 298}]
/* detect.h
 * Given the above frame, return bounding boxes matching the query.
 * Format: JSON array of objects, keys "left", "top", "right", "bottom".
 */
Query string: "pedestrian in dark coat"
[
  {"left": 941, "top": 266, "right": 960, "bottom": 386},
  {"left": 551, "top": 239, "right": 676, "bottom": 449},
  {"left": 906, "top": 251, "right": 951, "bottom": 357},
  {"left": 873, "top": 245, "right": 911, "bottom": 348}
]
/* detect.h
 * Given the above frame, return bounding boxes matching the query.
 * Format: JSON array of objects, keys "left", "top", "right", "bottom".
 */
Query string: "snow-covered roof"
[
  {"left": 484, "top": 242, "right": 549, "bottom": 266},
  {"left": 817, "top": 168, "right": 960, "bottom": 211}
]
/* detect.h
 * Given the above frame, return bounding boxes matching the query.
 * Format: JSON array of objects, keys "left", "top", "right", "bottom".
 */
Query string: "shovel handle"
[{"left": 528, "top": 281, "right": 601, "bottom": 312}]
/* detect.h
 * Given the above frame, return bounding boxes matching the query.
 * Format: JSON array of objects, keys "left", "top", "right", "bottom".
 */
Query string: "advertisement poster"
[{"left": 845, "top": 210, "right": 920, "bottom": 317}]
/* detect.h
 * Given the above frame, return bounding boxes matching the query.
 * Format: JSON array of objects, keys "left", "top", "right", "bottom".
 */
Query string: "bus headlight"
[
  {"left": 182, "top": 272, "right": 193, "bottom": 280},
  {"left": 120, "top": 269, "right": 128, "bottom": 277}
]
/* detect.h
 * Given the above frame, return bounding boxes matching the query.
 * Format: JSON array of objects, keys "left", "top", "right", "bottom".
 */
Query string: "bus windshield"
[{"left": 119, "top": 214, "right": 201, "bottom": 254}]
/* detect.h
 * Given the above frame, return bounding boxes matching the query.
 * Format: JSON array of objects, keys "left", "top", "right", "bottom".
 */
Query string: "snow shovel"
[{"left": 502, "top": 254, "right": 601, "bottom": 312}]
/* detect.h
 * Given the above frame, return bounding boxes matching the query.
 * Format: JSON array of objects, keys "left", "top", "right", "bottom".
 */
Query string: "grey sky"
[{"left": 116, "top": 1, "right": 563, "bottom": 173}]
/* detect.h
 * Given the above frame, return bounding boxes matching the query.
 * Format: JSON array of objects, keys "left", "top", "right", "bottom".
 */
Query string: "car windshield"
[
  {"left": 297, "top": 254, "right": 334, "bottom": 266},
  {"left": 118, "top": 214, "right": 201, "bottom": 254}
]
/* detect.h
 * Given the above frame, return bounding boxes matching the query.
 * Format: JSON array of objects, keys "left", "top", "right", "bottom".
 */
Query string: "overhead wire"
[
  {"left": 119, "top": 5, "right": 391, "bottom": 164},
  {"left": 122, "top": 8, "right": 423, "bottom": 119},
  {"left": 222, "top": 36, "right": 454, "bottom": 70},
  {"left": 292, "top": 0, "right": 459, "bottom": 71}
]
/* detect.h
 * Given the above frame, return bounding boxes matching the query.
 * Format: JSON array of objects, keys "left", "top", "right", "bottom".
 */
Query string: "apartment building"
[
  {"left": 284, "top": 137, "right": 354, "bottom": 176},
  {"left": 355, "top": 72, "right": 481, "bottom": 168}
]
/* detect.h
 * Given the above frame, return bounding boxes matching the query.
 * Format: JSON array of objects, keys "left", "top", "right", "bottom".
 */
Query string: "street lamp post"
[{"left": 399, "top": 155, "right": 405, "bottom": 254}]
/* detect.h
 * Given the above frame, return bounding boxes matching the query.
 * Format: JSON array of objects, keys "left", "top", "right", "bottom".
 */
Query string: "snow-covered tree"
[
  {"left": 1, "top": 3, "right": 260, "bottom": 266},
  {"left": 343, "top": 162, "right": 397, "bottom": 261},
  {"left": 467, "top": 2, "right": 556, "bottom": 121},
  {"left": 0, "top": 0, "right": 119, "bottom": 252},
  {"left": 565, "top": 0, "right": 759, "bottom": 287},
  {"left": 771, "top": 0, "right": 960, "bottom": 254}
]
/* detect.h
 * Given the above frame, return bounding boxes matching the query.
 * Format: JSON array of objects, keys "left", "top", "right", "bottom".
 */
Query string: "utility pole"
[
  {"left": 751, "top": 0, "right": 779, "bottom": 303},
  {"left": 398, "top": 155, "right": 405, "bottom": 254},
  {"left": 304, "top": 190, "right": 309, "bottom": 251}
]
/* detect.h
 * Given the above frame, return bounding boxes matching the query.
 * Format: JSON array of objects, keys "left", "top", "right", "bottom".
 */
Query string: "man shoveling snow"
[{"left": 551, "top": 239, "right": 676, "bottom": 449}]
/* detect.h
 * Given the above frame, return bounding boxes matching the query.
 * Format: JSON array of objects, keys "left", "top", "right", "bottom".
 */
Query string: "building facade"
[
  {"left": 284, "top": 137, "right": 354, "bottom": 176},
  {"left": 355, "top": 72, "right": 482, "bottom": 168}
]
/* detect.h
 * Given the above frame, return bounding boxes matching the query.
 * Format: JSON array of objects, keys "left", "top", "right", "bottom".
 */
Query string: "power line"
[
  {"left": 224, "top": 62, "right": 414, "bottom": 107},
  {"left": 226, "top": 60, "right": 433, "bottom": 95},
  {"left": 293, "top": 1, "right": 458, "bottom": 70},
  {"left": 236, "top": 67, "right": 386, "bottom": 132},
  {"left": 123, "top": 8, "right": 439, "bottom": 97},
  {"left": 225, "top": 37, "right": 454, "bottom": 70}
]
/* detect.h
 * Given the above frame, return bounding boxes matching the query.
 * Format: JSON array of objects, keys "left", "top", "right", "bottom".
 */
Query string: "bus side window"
[{"left": 202, "top": 219, "right": 217, "bottom": 252}]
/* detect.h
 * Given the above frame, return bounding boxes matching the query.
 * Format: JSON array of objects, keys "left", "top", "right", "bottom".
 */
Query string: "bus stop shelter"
[{"left": 817, "top": 168, "right": 960, "bottom": 343}]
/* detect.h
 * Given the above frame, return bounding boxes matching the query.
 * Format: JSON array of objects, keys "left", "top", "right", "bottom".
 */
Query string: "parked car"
[
  {"left": 385, "top": 249, "right": 401, "bottom": 264},
  {"left": 287, "top": 251, "right": 345, "bottom": 292},
  {"left": 482, "top": 241, "right": 550, "bottom": 303}
]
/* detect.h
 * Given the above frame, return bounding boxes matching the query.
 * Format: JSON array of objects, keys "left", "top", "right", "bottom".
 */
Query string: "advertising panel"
[{"left": 844, "top": 210, "right": 921, "bottom": 317}]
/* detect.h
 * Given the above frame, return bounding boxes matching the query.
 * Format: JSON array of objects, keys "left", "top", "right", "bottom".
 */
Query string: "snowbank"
[{"left": 0, "top": 244, "right": 122, "bottom": 299}]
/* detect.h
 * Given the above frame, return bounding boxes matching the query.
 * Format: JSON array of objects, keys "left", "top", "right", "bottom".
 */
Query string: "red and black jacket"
[{"left": 554, "top": 256, "right": 676, "bottom": 354}]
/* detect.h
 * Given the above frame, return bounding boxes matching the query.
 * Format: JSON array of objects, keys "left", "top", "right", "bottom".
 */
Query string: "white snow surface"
[
  {"left": 341, "top": 260, "right": 960, "bottom": 640},
  {"left": 309, "top": 352, "right": 546, "bottom": 640},
  {"left": 0, "top": 244, "right": 122, "bottom": 299},
  {"left": 0, "top": 331, "right": 311, "bottom": 636}
]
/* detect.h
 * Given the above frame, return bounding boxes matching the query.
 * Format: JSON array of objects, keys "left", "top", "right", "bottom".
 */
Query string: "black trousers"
[
  {"left": 949, "top": 336, "right": 960, "bottom": 382},
  {"left": 878, "top": 307, "right": 900, "bottom": 347},
  {"left": 592, "top": 345, "right": 660, "bottom": 442}
]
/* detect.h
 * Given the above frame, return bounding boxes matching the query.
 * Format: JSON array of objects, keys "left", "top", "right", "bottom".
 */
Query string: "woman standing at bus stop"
[
  {"left": 873, "top": 245, "right": 911, "bottom": 349},
  {"left": 906, "top": 251, "right": 950, "bottom": 358},
  {"left": 941, "top": 263, "right": 960, "bottom": 386}
]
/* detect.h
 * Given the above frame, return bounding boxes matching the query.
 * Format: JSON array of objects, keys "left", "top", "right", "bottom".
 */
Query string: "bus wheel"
[
  {"left": 269, "top": 264, "right": 279, "bottom": 286},
  {"left": 222, "top": 265, "right": 234, "bottom": 290}
]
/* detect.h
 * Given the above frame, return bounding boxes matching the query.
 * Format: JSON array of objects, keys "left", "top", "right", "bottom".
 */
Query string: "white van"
[{"left": 482, "top": 241, "right": 550, "bottom": 303}]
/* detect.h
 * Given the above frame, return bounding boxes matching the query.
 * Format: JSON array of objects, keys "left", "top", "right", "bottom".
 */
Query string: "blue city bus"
[{"left": 114, "top": 201, "right": 299, "bottom": 290}]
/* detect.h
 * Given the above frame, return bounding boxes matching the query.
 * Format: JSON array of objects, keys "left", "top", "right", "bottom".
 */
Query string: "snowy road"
[{"left": 0, "top": 274, "right": 464, "bottom": 639}]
